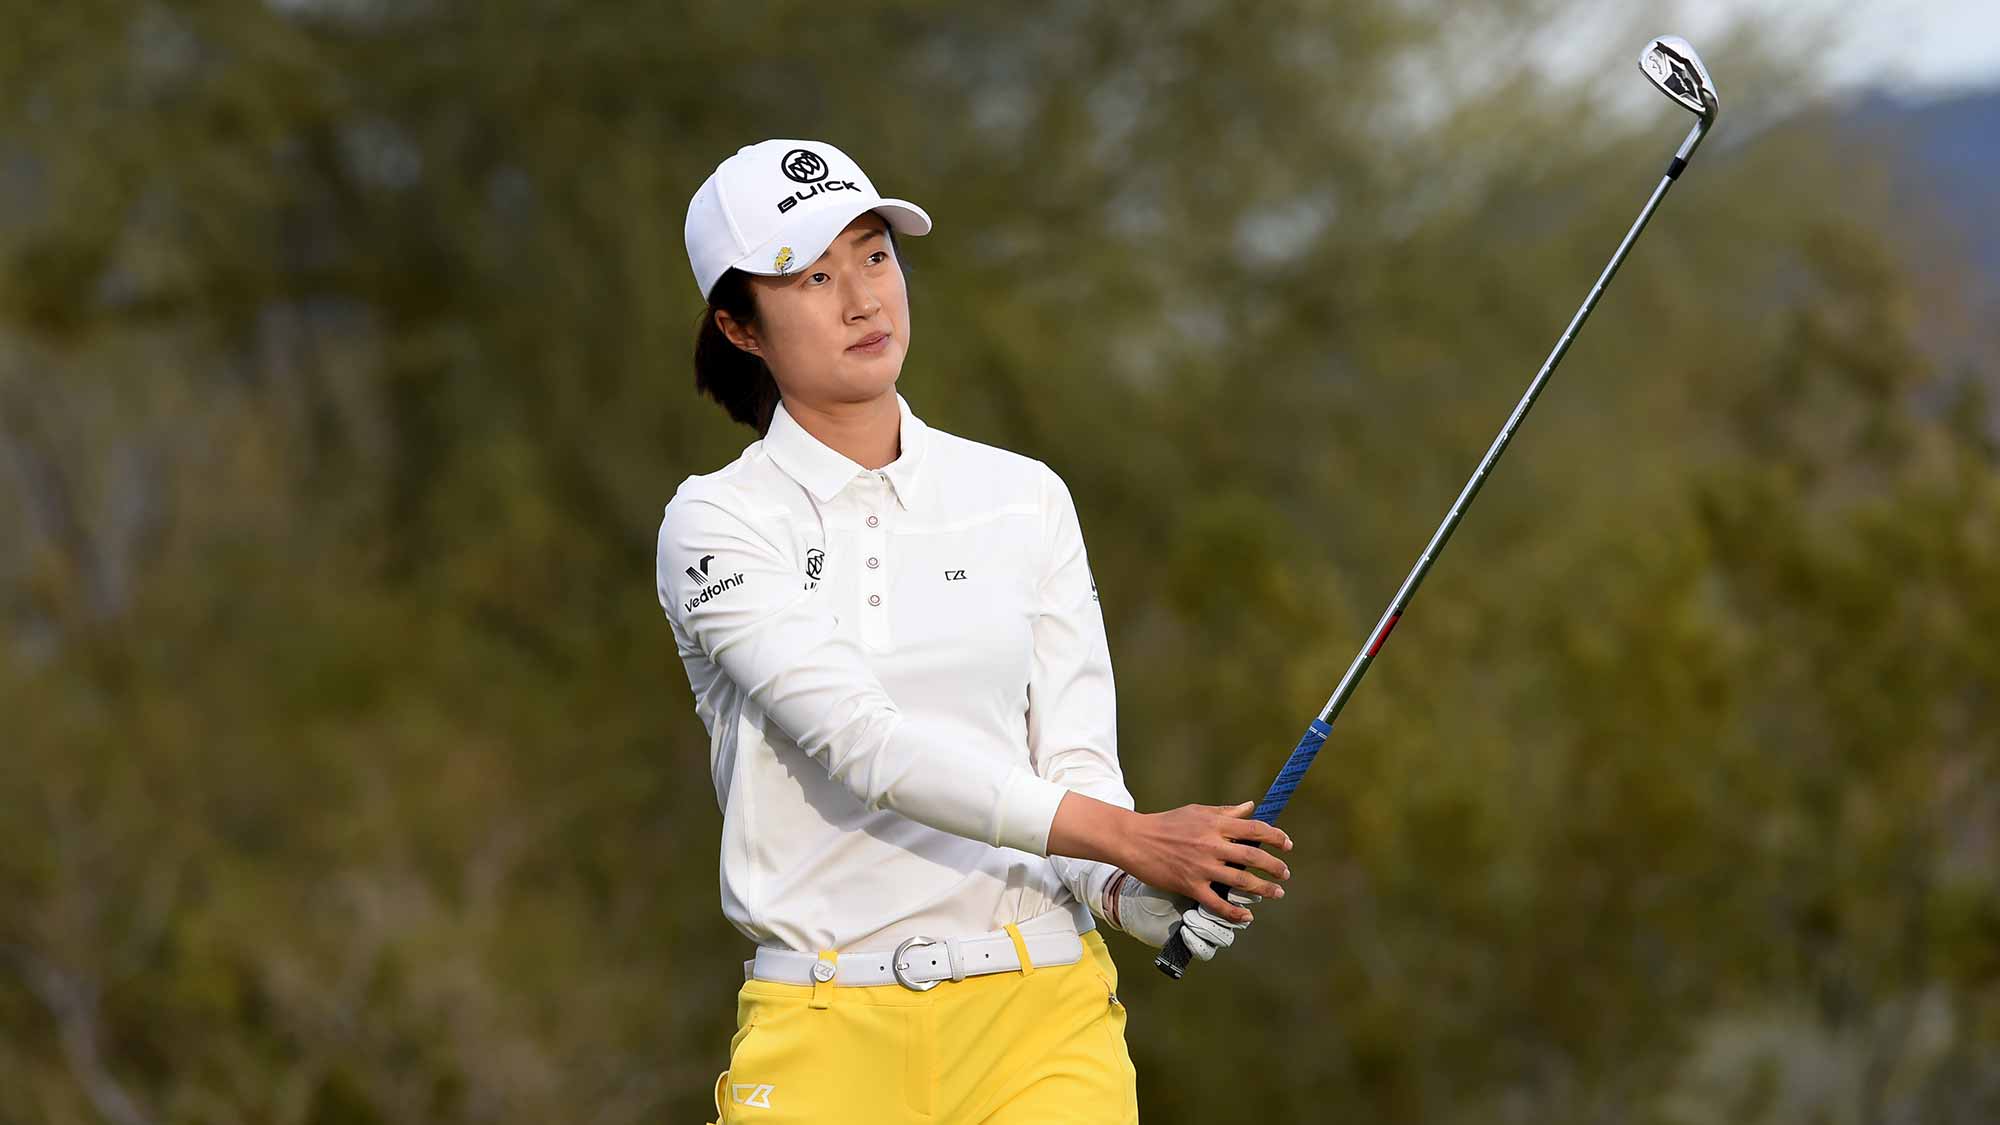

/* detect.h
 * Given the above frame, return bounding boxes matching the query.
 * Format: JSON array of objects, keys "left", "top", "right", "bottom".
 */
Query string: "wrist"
[
  {"left": 1047, "top": 792, "right": 1143, "bottom": 869},
  {"left": 1104, "top": 870, "right": 1134, "bottom": 931}
]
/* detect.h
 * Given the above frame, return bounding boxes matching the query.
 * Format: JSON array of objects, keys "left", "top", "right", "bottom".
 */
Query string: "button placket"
[{"left": 857, "top": 482, "right": 891, "bottom": 648}]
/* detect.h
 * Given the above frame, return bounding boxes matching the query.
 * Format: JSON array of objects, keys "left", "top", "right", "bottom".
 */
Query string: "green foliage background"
[{"left": 3, "top": 2, "right": 1996, "bottom": 1122}]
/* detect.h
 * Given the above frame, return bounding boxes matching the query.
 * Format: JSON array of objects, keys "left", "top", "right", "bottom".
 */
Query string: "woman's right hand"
[
  {"left": 1114, "top": 801, "right": 1291, "bottom": 922},
  {"left": 1048, "top": 794, "right": 1292, "bottom": 923}
]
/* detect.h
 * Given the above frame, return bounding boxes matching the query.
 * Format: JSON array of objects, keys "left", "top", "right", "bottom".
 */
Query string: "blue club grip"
[
  {"left": 1252, "top": 717, "right": 1332, "bottom": 824},
  {"left": 1153, "top": 718, "right": 1333, "bottom": 978}
]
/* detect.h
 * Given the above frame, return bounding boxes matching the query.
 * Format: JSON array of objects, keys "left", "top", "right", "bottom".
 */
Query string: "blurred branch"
[
  {"left": 0, "top": 371, "right": 168, "bottom": 627},
  {"left": 0, "top": 380, "right": 93, "bottom": 607},
  {"left": 4, "top": 946, "right": 156, "bottom": 1125}
]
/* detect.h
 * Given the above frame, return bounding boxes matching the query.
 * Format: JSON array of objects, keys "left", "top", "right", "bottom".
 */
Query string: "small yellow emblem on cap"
[{"left": 774, "top": 246, "right": 794, "bottom": 274}]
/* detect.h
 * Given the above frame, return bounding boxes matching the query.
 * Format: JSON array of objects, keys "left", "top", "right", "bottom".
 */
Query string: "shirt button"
[
  {"left": 811, "top": 961, "right": 836, "bottom": 983},
  {"left": 866, "top": 557, "right": 879, "bottom": 569},
  {"left": 868, "top": 594, "right": 881, "bottom": 607},
  {"left": 866, "top": 515, "right": 879, "bottom": 528}
]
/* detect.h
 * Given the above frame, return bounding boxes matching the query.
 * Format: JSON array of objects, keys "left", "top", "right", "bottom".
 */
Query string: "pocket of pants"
[
  {"left": 1089, "top": 965, "right": 1136, "bottom": 1077},
  {"left": 728, "top": 1011, "right": 763, "bottom": 1057},
  {"left": 728, "top": 1008, "right": 784, "bottom": 1115},
  {"left": 1093, "top": 969, "right": 1125, "bottom": 1015},
  {"left": 721, "top": 994, "right": 916, "bottom": 1121},
  {"left": 717, "top": 1009, "right": 775, "bottom": 1122}
]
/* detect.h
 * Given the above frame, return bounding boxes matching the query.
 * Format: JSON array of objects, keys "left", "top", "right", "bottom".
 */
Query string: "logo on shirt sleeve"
[
  {"left": 684, "top": 555, "right": 717, "bottom": 585},
  {"left": 682, "top": 555, "right": 746, "bottom": 612}
]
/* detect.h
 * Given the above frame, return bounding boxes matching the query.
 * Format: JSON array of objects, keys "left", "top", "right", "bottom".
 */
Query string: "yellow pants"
[{"left": 709, "top": 928, "right": 1138, "bottom": 1123}]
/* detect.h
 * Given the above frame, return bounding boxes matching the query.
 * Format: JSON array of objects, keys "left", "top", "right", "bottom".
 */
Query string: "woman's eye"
[
  {"left": 868, "top": 251, "right": 888, "bottom": 265},
  {"left": 809, "top": 272, "right": 830, "bottom": 285}
]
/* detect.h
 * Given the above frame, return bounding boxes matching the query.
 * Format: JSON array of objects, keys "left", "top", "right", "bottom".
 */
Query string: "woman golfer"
[{"left": 663, "top": 138, "right": 1293, "bottom": 1124}]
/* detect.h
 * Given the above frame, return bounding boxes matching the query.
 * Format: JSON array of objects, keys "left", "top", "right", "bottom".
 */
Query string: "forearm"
[
  {"left": 792, "top": 705, "right": 1067, "bottom": 853},
  {"left": 1042, "top": 780, "right": 1135, "bottom": 915},
  {"left": 1046, "top": 790, "right": 1140, "bottom": 869}
]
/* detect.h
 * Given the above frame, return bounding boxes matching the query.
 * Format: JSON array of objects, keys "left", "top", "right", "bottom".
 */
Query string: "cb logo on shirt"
[{"left": 731, "top": 1082, "right": 775, "bottom": 1108}]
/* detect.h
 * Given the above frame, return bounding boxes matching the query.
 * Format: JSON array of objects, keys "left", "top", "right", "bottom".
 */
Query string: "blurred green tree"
[{"left": 1, "top": 2, "right": 1994, "bottom": 1123}]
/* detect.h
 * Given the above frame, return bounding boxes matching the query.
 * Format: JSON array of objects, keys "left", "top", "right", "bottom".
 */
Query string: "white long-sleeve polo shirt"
[{"left": 657, "top": 394, "right": 1133, "bottom": 954}]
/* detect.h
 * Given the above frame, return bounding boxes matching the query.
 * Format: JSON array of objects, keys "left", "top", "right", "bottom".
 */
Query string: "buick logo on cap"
[
  {"left": 781, "top": 149, "right": 829, "bottom": 184},
  {"left": 771, "top": 148, "right": 860, "bottom": 215}
]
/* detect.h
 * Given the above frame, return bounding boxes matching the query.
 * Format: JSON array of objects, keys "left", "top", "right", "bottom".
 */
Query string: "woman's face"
[{"left": 719, "top": 212, "right": 910, "bottom": 410}]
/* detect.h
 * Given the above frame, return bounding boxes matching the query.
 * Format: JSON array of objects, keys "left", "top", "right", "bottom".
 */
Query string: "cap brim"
[{"left": 735, "top": 197, "right": 932, "bottom": 281}]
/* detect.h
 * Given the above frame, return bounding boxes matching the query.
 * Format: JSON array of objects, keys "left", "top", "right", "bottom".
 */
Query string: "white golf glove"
[{"left": 1103, "top": 872, "right": 1254, "bottom": 962}]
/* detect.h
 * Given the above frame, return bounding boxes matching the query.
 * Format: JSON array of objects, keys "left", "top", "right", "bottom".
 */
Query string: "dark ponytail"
[{"left": 693, "top": 268, "right": 780, "bottom": 435}]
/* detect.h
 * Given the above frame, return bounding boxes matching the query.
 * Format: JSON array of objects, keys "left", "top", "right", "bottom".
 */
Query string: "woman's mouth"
[{"left": 848, "top": 332, "right": 890, "bottom": 354}]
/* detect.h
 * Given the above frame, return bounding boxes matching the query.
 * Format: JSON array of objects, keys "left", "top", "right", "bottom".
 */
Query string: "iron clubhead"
[{"left": 1640, "top": 36, "right": 1719, "bottom": 123}]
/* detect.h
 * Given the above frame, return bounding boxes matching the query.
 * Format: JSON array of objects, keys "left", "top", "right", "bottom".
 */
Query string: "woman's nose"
[{"left": 844, "top": 278, "right": 882, "bottom": 319}]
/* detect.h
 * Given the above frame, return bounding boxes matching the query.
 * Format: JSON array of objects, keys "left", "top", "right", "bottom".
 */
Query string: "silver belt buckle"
[{"left": 892, "top": 935, "right": 944, "bottom": 991}]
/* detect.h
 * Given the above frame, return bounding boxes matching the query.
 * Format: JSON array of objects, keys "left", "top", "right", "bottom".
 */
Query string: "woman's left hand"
[{"left": 1103, "top": 873, "right": 1252, "bottom": 961}]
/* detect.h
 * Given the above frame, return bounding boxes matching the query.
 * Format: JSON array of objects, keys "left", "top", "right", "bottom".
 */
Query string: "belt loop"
[
  {"left": 1002, "top": 923, "right": 1035, "bottom": 977},
  {"left": 809, "top": 950, "right": 838, "bottom": 1009}
]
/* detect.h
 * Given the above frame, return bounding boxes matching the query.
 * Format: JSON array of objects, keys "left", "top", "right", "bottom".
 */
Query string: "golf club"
[{"left": 1156, "top": 35, "right": 1722, "bottom": 980}]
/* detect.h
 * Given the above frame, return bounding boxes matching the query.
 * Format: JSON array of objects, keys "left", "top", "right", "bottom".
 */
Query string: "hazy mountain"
[{"left": 1850, "top": 88, "right": 2000, "bottom": 280}]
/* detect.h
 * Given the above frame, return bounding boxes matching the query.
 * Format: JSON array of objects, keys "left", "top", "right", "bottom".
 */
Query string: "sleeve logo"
[{"left": 682, "top": 554, "right": 746, "bottom": 612}]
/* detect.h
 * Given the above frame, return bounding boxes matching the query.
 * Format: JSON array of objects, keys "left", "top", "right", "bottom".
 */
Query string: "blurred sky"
[{"left": 1689, "top": 0, "right": 2000, "bottom": 93}]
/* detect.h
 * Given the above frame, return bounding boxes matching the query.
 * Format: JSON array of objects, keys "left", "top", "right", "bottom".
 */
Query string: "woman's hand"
[
  {"left": 1048, "top": 794, "right": 1292, "bottom": 922},
  {"left": 1103, "top": 874, "right": 1251, "bottom": 960},
  {"left": 1114, "top": 801, "right": 1291, "bottom": 922}
]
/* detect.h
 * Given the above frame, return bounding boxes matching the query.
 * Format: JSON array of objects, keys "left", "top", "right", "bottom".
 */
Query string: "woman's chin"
[{"left": 838, "top": 345, "right": 905, "bottom": 388}]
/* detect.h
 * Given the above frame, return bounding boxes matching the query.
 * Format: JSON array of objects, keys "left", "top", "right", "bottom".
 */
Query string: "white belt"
[{"left": 746, "top": 901, "right": 1094, "bottom": 991}]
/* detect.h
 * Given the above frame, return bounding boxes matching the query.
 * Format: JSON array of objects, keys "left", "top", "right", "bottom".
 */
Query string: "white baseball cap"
[{"left": 684, "top": 138, "right": 933, "bottom": 301}]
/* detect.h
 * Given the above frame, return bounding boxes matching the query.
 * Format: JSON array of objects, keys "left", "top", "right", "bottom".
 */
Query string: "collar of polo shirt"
[{"left": 764, "top": 394, "right": 930, "bottom": 509}]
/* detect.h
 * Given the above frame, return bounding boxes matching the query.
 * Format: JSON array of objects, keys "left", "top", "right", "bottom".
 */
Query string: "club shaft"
[
  {"left": 1155, "top": 117, "right": 1709, "bottom": 980},
  {"left": 1311, "top": 123, "right": 1702, "bottom": 737}
]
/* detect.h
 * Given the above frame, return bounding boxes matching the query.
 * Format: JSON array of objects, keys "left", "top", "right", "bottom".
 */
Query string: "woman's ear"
[{"left": 715, "top": 308, "right": 760, "bottom": 355}]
